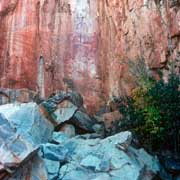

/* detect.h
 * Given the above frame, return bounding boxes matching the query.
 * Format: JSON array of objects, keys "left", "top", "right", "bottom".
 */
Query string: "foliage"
[{"left": 118, "top": 59, "right": 180, "bottom": 154}]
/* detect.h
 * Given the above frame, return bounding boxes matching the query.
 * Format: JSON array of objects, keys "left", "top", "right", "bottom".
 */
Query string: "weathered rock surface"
[
  {"left": 0, "top": 103, "right": 53, "bottom": 176},
  {"left": 0, "top": 0, "right": 179, "bottom": 114}
]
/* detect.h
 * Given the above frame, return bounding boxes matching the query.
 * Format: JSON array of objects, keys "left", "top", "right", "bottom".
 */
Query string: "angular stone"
[
  {"left": 66, "top": 91, "right": 84, "bottom": 108},
  {"left": 41, "top": 91, "right": 82, "bottom": 114},
  {"left": 41, "top": 91, "right": 71, "bottom": 114},
  {"left": 40, "top": 143, "right": 68, "bottom": 161},
  {"left": 41, "top": 91, "right": 98, "bottom": 133},
  {"left": 0, "top": 103, "right": 53, "bottom": 173},
  {"left": 96, "top": 158, "right": 110, "bottom": 172},
  {"left": 52, "top": 100, "right": 78, "bottom": 125},
  {"left": 110, "top": 157, "right": 130, "bottom": 170},
  {"left": 62, "top": 170, "right": 90, "bottom": 180}
]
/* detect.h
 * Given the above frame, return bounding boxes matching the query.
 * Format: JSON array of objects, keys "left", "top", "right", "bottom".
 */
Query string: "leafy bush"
[{"left": 118, "top": 59, "right": 180, "bottom": 154}]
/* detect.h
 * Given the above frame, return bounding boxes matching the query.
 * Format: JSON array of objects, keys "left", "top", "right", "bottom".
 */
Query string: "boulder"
[
  {"left": 0, "top": 103, "right": 54, "bottom": 174},
  {"left": 40, "top": 91, "right": 92, "bottom": 130},
  {"left": 41, "top": 91, "right": 97, "bottom": 133}
]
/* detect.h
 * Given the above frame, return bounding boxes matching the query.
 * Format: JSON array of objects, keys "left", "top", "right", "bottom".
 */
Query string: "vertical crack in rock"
[{"left": 38, "top": 55, "right": 45, "bottom": 98}]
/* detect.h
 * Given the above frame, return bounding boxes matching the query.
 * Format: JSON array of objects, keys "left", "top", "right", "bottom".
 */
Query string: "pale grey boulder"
[
  {"left": 40, "top": 91, "right": 99, "bottom": 133},
  {"left": 0, "top": 103, "right": 54, "bottom": 174}
]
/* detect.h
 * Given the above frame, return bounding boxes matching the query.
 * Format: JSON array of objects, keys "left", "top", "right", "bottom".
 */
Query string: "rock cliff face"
[
  {"left": 0, "top": 0, "right": 179, "bottom": 113},
  {"left": 98, "top": 0, "right": 180, "bottom": 96}
]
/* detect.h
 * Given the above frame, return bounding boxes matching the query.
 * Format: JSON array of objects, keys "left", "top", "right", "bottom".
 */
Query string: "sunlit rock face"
[
  {"left": 0, "top": 0, "right": 179, "bottom": 113},
  {"left": 98, "top": 0, "right": 180, "bottom": 97}
]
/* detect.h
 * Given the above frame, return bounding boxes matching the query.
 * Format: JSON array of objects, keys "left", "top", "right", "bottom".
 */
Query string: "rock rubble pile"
[{"left": 0, "top": 91, "right": 162, "bottom": 180}]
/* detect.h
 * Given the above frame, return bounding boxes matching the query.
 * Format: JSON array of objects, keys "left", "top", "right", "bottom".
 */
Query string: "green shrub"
[{"left": 118, "top": 59, "right": 180, "bottom": 154}]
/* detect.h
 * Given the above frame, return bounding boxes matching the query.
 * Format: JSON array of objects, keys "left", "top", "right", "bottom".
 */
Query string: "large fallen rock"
[
  {"left": 41, "top": 91, "right": 98, "bottom": 133},
  {"left": 39, "top": 131, "right": 160, "bottom": 180},
  {"left": 0, "top": 103, "right": 54, "bottom": 175}
]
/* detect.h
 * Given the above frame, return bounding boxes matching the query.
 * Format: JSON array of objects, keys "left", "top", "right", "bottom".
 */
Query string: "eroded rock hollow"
[{"left": 0, "top": 0, "right": 179, "bottom": 113}]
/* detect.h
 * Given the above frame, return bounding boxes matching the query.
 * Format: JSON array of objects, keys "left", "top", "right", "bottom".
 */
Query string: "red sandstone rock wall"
[
  {"left": 0, "top": 0, "right": 102, "bottom": 113},
  {"left": 0, "top": 0, "right": 179, "bottom": 113},
  {"left": 98, "top": 0, "right": 180, "bottom": 97}
]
